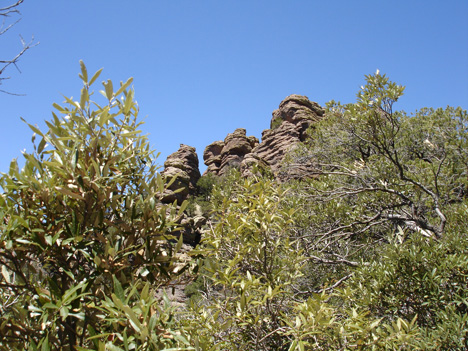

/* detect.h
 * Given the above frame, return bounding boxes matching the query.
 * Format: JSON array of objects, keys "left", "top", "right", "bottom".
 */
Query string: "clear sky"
[{"left": 1, "top": 0, "right": 467, "bottom": 174}]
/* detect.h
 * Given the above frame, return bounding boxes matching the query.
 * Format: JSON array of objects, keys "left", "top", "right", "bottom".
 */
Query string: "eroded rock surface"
[
  {"left": 203, "top": 128, "right": 259, "bottom": 176},
  {"left": 204, "top": 95, "right": 324, "bottom": 177},
  {"left": 203, "top": 140, "right": 224, "bottom": 175},
  {"left": 161, "top": 144, "right": 201, "bottom": 204},
  {"left": 248, "top": 94, "right": 324, "bottom": 175}
]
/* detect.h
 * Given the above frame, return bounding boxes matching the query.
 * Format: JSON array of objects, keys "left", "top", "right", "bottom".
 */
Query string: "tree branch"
[{"left": 1, "top": 1, "right": 38, "bottom": 95}]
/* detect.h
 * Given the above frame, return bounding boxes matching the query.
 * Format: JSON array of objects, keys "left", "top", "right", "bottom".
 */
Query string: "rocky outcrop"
[
  {"left": 160, "top": 145, "right": 206, "bottom": 246},
  {"left": 204, "top": 95, "right": 324, "bottom": 178},
  {"left": 239, "top": 152, "right": 270, "bottom": 177},
  {"left": 203, "top": 140, "right": 224, "bottom": 175},
  {"left": 270, "top": 94, "right": 324, "bottom": 131},
  {"left": 247, "top": 95, "right": 324, "bottom": 175},
  {"left": 161, "top": 144, "right": 201, "bottom": 204},
  {"left": 203, "top": 128, "right": 259, "bottom": 176},
  {"left": 160, "top": 95, "right": 324, "bottom": 245}
]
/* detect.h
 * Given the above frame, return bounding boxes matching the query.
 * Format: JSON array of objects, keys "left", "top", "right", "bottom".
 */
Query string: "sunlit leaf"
[{"left": 79, "top": 60, "right": 88, "bottom": 83}]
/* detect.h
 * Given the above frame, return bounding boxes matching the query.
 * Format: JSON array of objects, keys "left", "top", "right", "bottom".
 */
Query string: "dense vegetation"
[{"left": 1, "top": 64, "right": 467, "bottom": 350}]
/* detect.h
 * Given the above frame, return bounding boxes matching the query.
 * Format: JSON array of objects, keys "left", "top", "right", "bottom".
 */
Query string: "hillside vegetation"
[{"left": 1, "top": 63, "right": 467, "bottom": 350}]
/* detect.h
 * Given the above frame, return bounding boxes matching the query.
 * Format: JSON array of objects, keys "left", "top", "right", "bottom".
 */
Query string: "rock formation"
[
  {"left": 159, "top": 144, "right": 205, "bottom": 246},
  {"left": 203, "top": 128, "right": 259, "bottom": 176},
  {"left": 204, "top": 94, "right": 324, "bottom": 177},
  {"left": 161, "top": 144, "right": 201, "bottom": 204},
  {"left": 244, "top": 94, "right": 324, "bottom": 177},
  {"left": 161, "top": 95, "right": 324, "bottom": 244},
  {"left": 202, "top": 140, "right": 224, "bottom": 175}
]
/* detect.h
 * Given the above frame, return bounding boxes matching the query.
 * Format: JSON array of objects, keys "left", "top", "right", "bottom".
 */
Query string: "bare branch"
[
  {"left": 0, "top": 1, "right": 24, "bottom": 16},
  {"left": 0, "top": 35, "right": 38, "bottom": 75},
  {"left": 294, "top": 273, "right": 354, "bottom": 296},
  {"left": 0, "top": 1, "right": 38, "bottom": 94},
  {"left": 0, "top": 18, "right": 21, "bottom": 35}
]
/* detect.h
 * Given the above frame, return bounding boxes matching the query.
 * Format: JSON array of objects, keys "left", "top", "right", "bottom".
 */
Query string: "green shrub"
[
  {"left": 0, "top": 62, "right": 191, "bottom": 350},
  {"left": 346, "top": 227, "right": 468, "bottom": 349},
  {"left": 270, "top": 116, "right": 283, "bottom": 130}
]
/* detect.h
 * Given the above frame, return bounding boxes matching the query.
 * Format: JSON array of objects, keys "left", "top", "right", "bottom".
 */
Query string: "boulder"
[{"left": 222, "top": 128, "right": 254, "bottom": 156}]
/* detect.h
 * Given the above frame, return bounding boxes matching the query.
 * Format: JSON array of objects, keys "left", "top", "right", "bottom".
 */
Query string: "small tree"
[
  {"left": 284, "top": 72, "right": 467, "bottom": 277},
  {"left": 0, "top": 62, "right": 191, "bottom": 350},
  {"left": 180, "top": 171, "right": 419, "bottom": 350},
  {"left": 183, "top": 172, "right": 305, "bottom": 350},
  {"left": 278, "top": 72, "right": 468, "bottom": 348}
]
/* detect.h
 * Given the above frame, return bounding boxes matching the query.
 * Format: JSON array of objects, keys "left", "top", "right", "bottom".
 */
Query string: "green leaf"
[
  {"left": 98, "top": 107, "right": 112, "bottom": 127},
  {"left": 21, "top": 117, "right": 44, "bottom": 137},
  {"left": 123, "top": 89, "right": 134, "bottom": 115},
  {"left": 80, "top": 87, "right": 89, "bottom": 109},
  {"left": 16, "top": 238, "right": 32, "bottom": 245},
  {"left": 55, "top": 186, "right": 85, "bottom": 200},
  {"left": 1, "top": 265, "right": 11, "bottom": 284},
  {"left": 43, "top": 302, "right": 58, "bottom": 310},
  {"left": 105, "top": 343, "right": 124, "bottom": 351},
  {"left": 68, "top": 311, "right": 86, "bottom": 321},
  {"left": 103, "top": 79, "right": 113, "bottom": 101},
  {"left": 37, "top": 137, "right": 47, "bottom": 154},
  {"left": 178, "top": 200, "right": 188, "bottom": 216},
  {"left": 113, "top": 275, "right": 125, "bottom": 302},
  {"left": 41, "top": 335, "right": 50, "bottom": 351},
  {"left": 52, "top": 102, "right": 67, "bottom": 113},
  {"left": 89, "top": 67, "right": 103, "bottom": 86},
  {"left": 175, "top": 232, "right": 184, "bottom": 253},
  {"left": 45, "top": 235, "right": 53, "bottom": 246},
  {"left": 62, "top": 281, "right": 87, "bottom": 304},
  {"left": 60, "top": 306, "right": 70, "bottom": 320},
  {"left": 122, "top": 305, "right": 142, "bottom": 333},
  {"left": 99, "top": 341, "right": 106, "bottom": 351},
  {"left": 114, "top": 77, "right": 134, "bottom": 97},
  {"left": 72, "top": 149, "right": 79, "bottom": 171},
  {"left": 288, "top": 340, "right": 298, "bottom": 351},
  {"left": 141, "top": 282, "right": 150, "bottom": 301},
  {"left": 79, "top": 60, "right": 88, "bottom": 83},
  {"left": 156, "top": 172, "right": 164, "bottom": 193},
  {"left": 299, "top": 340, "right": 305, "bottom": 351}
]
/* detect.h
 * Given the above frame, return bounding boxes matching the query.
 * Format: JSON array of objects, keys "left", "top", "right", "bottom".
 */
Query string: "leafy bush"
[
  {"left": 182, "top": 174, "right": 305, "bottom": 350},
  {"left": 2, "top": 67, "right": 466, "bottom": 350},
  {"left": 346, "top": 226, "right": 468, "bottom": 349},
  {"left": 0, "top": 62, "right": 191, "bottom": 350},
  {"left": 179, "top": 173, "right": 420, "bottom": 350},
  {"left": 185, "top": 173, "right": 220, "bottom": 217}
]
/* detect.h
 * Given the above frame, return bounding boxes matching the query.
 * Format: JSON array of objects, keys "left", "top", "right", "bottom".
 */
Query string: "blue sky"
[{"left": 1, "top": 0, "right": 467, "bottom": 174}]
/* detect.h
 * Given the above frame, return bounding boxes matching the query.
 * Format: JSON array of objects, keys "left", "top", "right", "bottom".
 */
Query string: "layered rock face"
[
  {"left": 203, "top": 128, "right": 259, "bottom": 176},
  {"left": 204, "top": 94, "right": 324, "bottom": 177},
  {"left": 247, "top": 94, "right": 324, "bottom": 177},
  {"left": 161, "top": 144, "right": 201, "bottom": 204}
]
